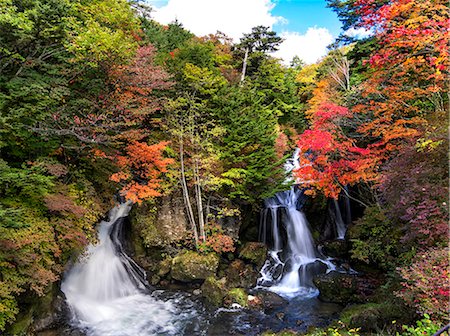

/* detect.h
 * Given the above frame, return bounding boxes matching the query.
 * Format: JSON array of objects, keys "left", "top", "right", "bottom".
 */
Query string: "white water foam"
[
  {"left": 61, "top": 203, "right": 201, "bottom": 336},
  {"left": 257, "top": 188, "right": 335, "bottom": 298}
]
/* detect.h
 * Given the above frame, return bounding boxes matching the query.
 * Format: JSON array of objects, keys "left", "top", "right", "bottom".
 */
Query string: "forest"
[{"left": 0, "top": 0, "right": 448, "bottom": 335}]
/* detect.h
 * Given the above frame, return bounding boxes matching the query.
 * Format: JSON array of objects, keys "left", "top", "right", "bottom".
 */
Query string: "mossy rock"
[
  {"left": 313, "top": 271, "right": 360, "bottom": 304},
  {"left": 225, "top": 259, "right": 259, "bottom": 289},
  {"left": 261, "top": 330, "right": 299, "bottom": 336},
  {"left": 157, "top": 257, "right": 172, "bottom": 277},
  {"left": 171, "top": 251, "right": 219, "bottom": 282},
  {"left": 322, "top": 240, "right": 349, "bottom": 258},
  {"left": 238, "top": 242, "right": 267, "bottom": 268},
  {"left": 8, "top": 284, "right": 69, "bottom": 335},
  {"left": 224, "top": 288, "right": 248, "bottom": 308},
  {"left": 201, "top": 276, "right": 227, "bottom": 307},
  {"left": 340, "top": 302, "right": 416, "bottom": 332}
]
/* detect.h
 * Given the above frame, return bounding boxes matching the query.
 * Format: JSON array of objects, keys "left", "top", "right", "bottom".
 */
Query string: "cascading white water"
[
  {"left": 333, "top": 199, "right": 347, "bottom": 240},
  {"left": 61, "top": 202, "right": 200, "bottom": 336},
  {"left": 257, "top": 188, "right": 334, "bottom": 298},
  {"left": 257, "top": 149, "right": 337, "bottom": 298}
]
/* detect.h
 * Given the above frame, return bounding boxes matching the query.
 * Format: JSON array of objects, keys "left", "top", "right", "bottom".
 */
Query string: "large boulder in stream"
[
  {"left": 201, "top": 276, "right": 227, "bottom": 307},
  {"left": 250, "top": 291, "right": 288, "bottom": 311},
  {"left": 313, "top": 271, "right": 359, "bottom": 304},
  {"left": 171, "top": 251, "right": 220, "bottom": 282},
  {"left": 238, "top": 242, "right": 268, "bottom": 268},
  {"left": 225, "top": 259, "right": 259, "bottom": 289},
  {"left": 314, "top": 271, "right": 384, "bottom": 304}
]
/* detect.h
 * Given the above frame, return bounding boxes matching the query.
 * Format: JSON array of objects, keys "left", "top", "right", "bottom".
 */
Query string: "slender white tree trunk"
[
  {"left": 179, "top": 135, "right": 199, "bottom": 245},
  {"left": 240, "top": 47, "right": 249, "bottom": 83},
  {"left": 194, "top": 159, "right": 206, "bottom": 242}
]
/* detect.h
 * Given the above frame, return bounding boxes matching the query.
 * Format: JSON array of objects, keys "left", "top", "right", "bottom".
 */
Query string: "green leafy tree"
[
  {"left": 216, "top": 87, "right": 285, "bottom": 205},
  {"left": 233, "top": 26, "right": 283, "bottom": 82}
]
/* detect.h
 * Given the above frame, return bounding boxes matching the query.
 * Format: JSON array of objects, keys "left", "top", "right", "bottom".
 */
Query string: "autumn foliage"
[
  {"left": 397, "top": 247, "right": 449, "bottom": 321},
  {"left": 353, "top": 0, "right": 449, "bottom": 154},
  {"left": 105, "top": 45, "right": 173, "bottom": 142},
  {"left": 110, "top": 141, "right": 174, "bottom": 203},
  {"left": 296, "top": 102, "right": 377, "bottom": 198}
]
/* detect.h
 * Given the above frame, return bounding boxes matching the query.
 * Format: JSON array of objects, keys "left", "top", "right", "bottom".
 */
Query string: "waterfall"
[
  {"left": 257, "top": 187, "right": 334, "bottom": 298},
  {"left": 257, "top": 150, "right": 336, "bottom": 298},
  {"left": 61, "top": 202, "right": 200, "bottom": 336},
  {"left": 333, "top": 199, "right": 347, "bottom": 240}
]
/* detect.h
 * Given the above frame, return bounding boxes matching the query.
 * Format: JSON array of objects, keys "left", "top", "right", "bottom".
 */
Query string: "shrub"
[
  {"left": 396, "top": 247, "right": 449, "bottom": 322},
  {"left": 398, "top": 314, "right": 443, "bottom": 336},
  {"left": 381, "top": 141, "right": 448, "bottom": 247},
  {"left": 348, "top": 206, "right": 400, "bottom": 270}
]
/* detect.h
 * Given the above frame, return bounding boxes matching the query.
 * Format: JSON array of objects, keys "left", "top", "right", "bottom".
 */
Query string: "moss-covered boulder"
[
  {"left": 261, "top": 331, "right": 299, "bottom": 336},
  {"left": 224, "top": 288, "right": 248, "bottom": 307},
  {"left": 171, "top": 251, "right": 219, "bottom": 282},
  {"left": 201, "top": 276, "right": 227, "bottom": 307},
  {"left": 8, "top": 284, "right": 69, "bottom": 335},
  {"left": 340, "top": 301, "right": 416, "bottom": 332},
  {"left": 157, "top": 257, "right": 172, "bottom": 277},
  {"left": 225, "top": 259, "right": 259, "bottom": 289},
  {"left": 239, "top": 242, "right": 267, "bottom": 268},
  {"left": 313, "top": 271, "right": 360, "bottom": 304},
  {"left": 322, "top": 240, "right": 349, "bottom": 258}
]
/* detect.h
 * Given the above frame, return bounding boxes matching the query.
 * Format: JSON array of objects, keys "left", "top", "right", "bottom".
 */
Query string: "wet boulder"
[
  {"left": 238, "top": 242, "right": 268, "bottom": 268},
  {"left": 322, "top": 240, "right": 349, "bottom": 259},
  {"left": 313, "top": 271, "right": 360, "bottom": 304},
  {"left": 171, "top": 251, "right": 219, "bottom": 282},
  {"left": 201, "top": 276, "right": 227, "bottom": 307},
  {"left": 252, "top": 290, "right": 288, "bottom": 311},
  {"left": 225, "top": 259, "right": 259, "bottom": 289},
  {"left": 302, "top": 260, "right": 329, "bottom": 287},
  {"left": 224, "top": 288, "right": 248, "bottom": 308}
]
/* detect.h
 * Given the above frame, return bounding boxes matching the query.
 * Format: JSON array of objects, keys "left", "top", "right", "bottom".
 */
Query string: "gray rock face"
[
  {"left": 132, "top": 193, "right": 188, "bottom": 247},
  {"left": 32, "top": 294, "right": 69, "bottom": 332}
]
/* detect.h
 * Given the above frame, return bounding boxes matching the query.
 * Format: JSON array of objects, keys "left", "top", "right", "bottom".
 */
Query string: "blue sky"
[
  {"left": 146, "top": 0, "right": 343, "bottom": 64},
  {"left": 272, "top": 0, "right": 341, "bottom": 36}
]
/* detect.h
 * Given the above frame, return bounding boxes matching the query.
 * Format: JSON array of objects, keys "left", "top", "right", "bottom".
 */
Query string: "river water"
[{"left": 60, "top": 202, "right": 342, "bottom": 335}]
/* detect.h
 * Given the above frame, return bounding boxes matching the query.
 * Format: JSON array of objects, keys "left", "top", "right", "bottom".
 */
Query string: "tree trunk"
[
  {"left": 179, "top": 135, "right": 199, "bottom": 245},
  {"left": 240, "top": 47, "right": 249, "bottom": 84},
  {"left": 194, "top": 159, "right": 206, "bottom": 242}
]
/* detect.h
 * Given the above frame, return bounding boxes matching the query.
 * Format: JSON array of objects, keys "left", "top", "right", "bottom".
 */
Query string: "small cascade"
[
  {"left": 284, "top": 148, "right": 301, "bottom": 183},
  {"left": 257, "top": 187, "right": 334, "bottom": 298},
  {"left": 330, "top": 188, "right": 352, "bottom": 240},
  {"left": 332, "top": 199, "right": 347, "bottom": 240},
  {"left": 61, "top": 202, "right": 201, "bottom": 336}
]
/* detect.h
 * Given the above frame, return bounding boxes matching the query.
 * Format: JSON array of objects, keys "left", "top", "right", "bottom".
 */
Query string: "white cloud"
[
  {"left": 147, "top": 0, "right": 334, "bottom": 65},
  {"left": 274, "top": 28, "right": 334, "bottom": 65},
  {"left": 148, "top": 0, "right": 284, "bottom": 40},
  {"left": 343, "top": 27, "right": 372, "bottom": 39}
]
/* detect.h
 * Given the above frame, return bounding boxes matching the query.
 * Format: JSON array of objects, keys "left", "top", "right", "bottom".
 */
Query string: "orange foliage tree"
[
  {"left": 110, "top": 141, "right": 174, "bottom": 203},
  {"left": 354, "top": 0, "right": 449, "bottom": 154},
  {"left": 93, "top": 45, "right": 175, "bottom": 203}
]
